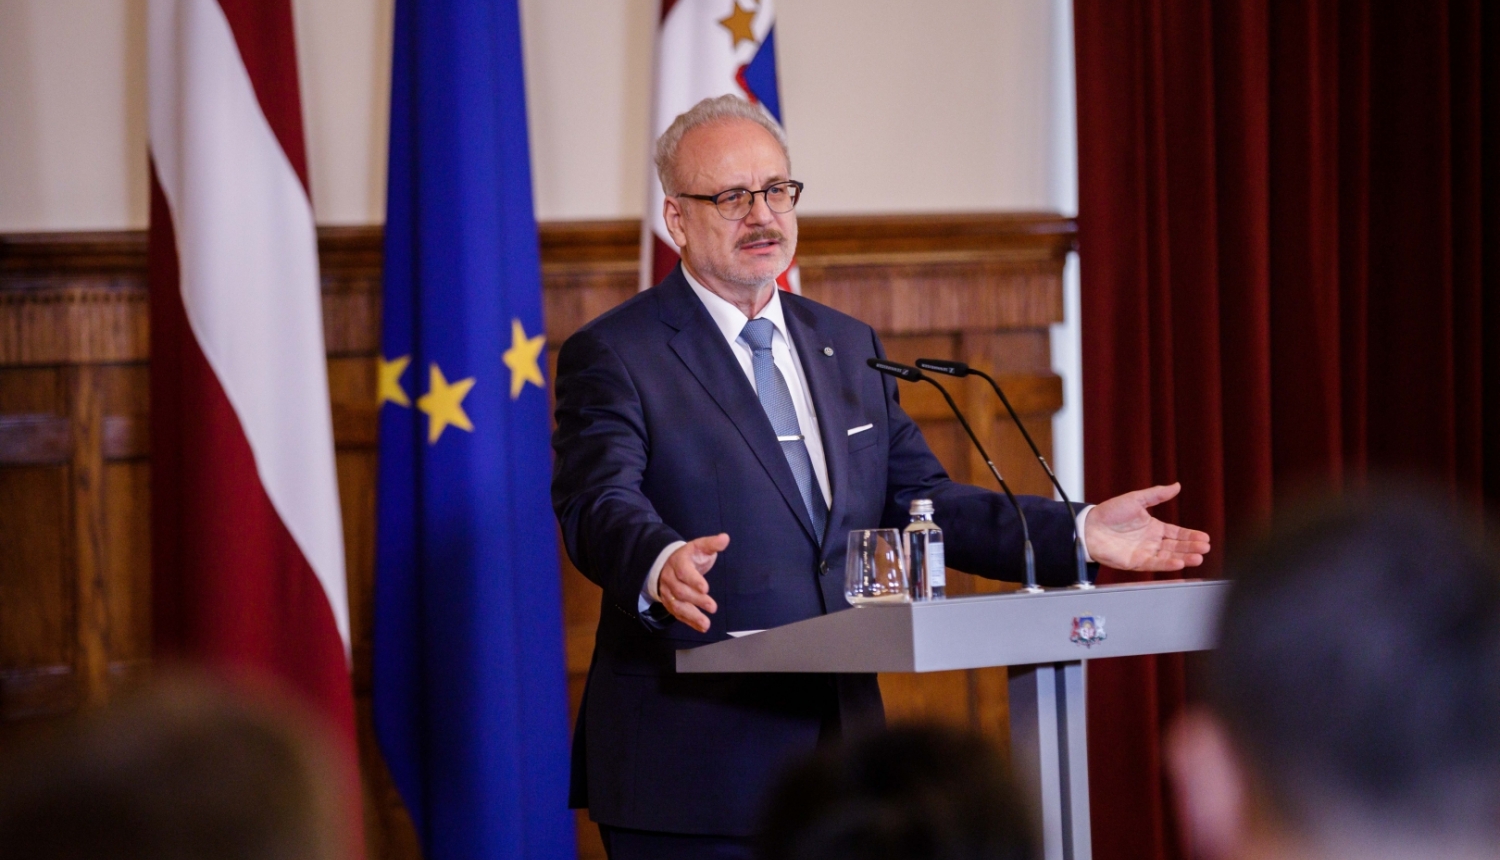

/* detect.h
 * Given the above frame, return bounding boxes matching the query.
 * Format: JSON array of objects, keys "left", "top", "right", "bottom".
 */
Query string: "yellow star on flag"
[
  {"left": 502, "top": 318, "right": 546, "bottom": 400},
  {"left": 378, "top": 354, "right": 412, "bottom": 407},
  {"left": 718, "top": 1, "right": 757, "bottom": 48},
  {"left": 416, "top": 363, "right": 476, "bottom": 444}
]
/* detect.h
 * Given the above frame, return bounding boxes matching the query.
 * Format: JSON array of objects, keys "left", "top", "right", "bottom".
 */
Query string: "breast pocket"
[{"left": 847, "top": 421, "right": 878, "bottom": 453}]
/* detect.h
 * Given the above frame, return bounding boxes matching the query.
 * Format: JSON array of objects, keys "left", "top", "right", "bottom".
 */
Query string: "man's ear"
[
  {"left": 663, "top": 196, "right": 689, "bottom": 250},
  {"left": 1166, "top": 709, "right": 1252, "bottom": 860}
]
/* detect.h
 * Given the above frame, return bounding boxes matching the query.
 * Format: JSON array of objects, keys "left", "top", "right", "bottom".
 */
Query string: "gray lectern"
[{"left": 676, "top": 579, "right": 1230, "bottom": 860}]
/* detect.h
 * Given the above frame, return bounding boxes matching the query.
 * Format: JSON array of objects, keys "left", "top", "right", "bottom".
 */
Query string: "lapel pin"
[{"left": 823, "top": 346, "right": 834, "bottom": 356}]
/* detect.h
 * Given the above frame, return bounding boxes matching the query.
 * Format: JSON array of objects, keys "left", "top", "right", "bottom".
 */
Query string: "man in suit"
[{"left": 552, "top": 95, "right": 1211, "bottom": 860}]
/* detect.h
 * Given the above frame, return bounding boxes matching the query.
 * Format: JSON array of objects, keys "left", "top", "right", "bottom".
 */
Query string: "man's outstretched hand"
[
  {"left": 1084, "top": 483, "right": 1211, "bottom": 572},
  {"left": 658, "top": 533, "right": 730, "bottom": 632}
]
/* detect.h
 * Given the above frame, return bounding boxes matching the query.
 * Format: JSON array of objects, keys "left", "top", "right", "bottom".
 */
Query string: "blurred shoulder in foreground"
[
  {"left": 0, "top": 674, "right": 345, "bottom": 860},
  {"left": 757, "top": 724, "right": 1036, "bottom": 860},
  {"left": 1168, "top": 487, "right": 1500, "bottom": 860}
]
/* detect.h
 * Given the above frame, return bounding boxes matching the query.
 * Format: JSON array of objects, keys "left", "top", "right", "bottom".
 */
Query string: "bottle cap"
[{"left": 909, "top": 498, "right": 934, "bottom": 515}]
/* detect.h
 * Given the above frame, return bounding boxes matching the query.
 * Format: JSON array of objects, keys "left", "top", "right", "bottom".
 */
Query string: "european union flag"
[{"left": 373, "top": 1, "right": 575, "bottom": 858}]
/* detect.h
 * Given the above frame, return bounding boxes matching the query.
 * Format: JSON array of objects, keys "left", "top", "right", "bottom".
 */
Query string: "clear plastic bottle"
[{"left": 905, "top": 499, "right": 946, "bottom": 600}]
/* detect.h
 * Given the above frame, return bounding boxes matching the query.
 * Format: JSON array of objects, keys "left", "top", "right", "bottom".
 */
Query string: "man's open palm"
[{"left": 1084, "top": 483, "right": 1211, "bottom": 572}]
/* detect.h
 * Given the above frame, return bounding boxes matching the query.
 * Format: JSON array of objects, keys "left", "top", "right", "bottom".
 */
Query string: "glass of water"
[{"left": 845, "top": 528, "right": 910, "bottom": 606}]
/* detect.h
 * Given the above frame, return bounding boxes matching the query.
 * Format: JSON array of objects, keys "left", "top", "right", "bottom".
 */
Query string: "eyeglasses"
[{"left": 677, "top": 180, "right": 804, "bottom": 221}]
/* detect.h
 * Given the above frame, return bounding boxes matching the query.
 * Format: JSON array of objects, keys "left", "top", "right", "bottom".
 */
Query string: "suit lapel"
[
  {"left": 783, "top": 296, "right": 851, "bottom": 555},
  {"left": 659, "top": 275, "right": 819, "bottom": 545}
]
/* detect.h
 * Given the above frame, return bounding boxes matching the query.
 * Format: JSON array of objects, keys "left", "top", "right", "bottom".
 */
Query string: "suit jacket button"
[{"left": 819, "top": 560, "right": 828, "bottom": 576}]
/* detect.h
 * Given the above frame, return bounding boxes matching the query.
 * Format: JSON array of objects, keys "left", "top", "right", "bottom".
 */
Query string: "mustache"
[{"left": 737, "top": 230, "right": 785, "bottom": 248}]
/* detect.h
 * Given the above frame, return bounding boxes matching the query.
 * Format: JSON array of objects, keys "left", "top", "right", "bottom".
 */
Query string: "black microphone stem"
[
  {"left": 918, "top": 376, "right": 1039, "bottom": 592},
  {"left": 967, "top": 367, "right": 1092, "bottom": 589}
]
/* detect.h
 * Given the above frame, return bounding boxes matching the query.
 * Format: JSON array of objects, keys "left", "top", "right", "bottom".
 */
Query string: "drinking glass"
[{"left": 845, "top": 528, "right": 911, "bottom": 606}]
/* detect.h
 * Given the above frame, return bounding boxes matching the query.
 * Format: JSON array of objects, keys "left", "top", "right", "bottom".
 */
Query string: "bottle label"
[{"left": 927, "top": 542, "right": 945, "bottom": 587}]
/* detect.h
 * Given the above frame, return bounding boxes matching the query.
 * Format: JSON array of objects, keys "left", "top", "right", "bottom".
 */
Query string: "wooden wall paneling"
[
  {"left": 0, "top": 228, "right": 150, "bottom": 368},
  {"left": 97, "top": 361, "right": 151, "bottom": 695},
  {"left": 0, "top": 231, "right": 156, "bottom": 720},
  {"left": 101, "top": 460, "right": 151, "bottom": 672},
  {"left": 0, "top": 214, "right": 1076, "bottom": 860},
  {"left": 0, "top": 366, "right": 70, "bottom": 413},
  {"left": 961, "top": 330, "right": 1053, "bottom": 374},
  {"left": 875, "top": 669, "right": 974, "bottom": 727},
  {"left": 0, "top": 362, "right": 72, "bottom": 720},
  {"left": 0, "top": 460, "right": 74, "bottom": 720},
  {"left": 66, "top": 364, "right": 110, "bottom": 707}
]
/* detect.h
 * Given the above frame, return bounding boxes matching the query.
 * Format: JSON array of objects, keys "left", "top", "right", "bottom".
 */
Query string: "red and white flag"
[
  {"left": 146, "top": 0, "right": 360, "bottom": 845},
  {"left": 645, "top": 0, "right": 799, "bottom": 293}
]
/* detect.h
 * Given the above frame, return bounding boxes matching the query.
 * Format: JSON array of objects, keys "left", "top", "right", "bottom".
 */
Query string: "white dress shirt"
[{"left": 641, "top": 269, "right": 1093, "bottom": 608}]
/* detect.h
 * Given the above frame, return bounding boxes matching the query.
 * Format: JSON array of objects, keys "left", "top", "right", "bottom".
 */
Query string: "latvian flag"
[
  {"left": 645, "top": 0, "right": 799, "bottom": 293},
  {"left": 146, "top": 0, "right": 362, "bottom": 852}
]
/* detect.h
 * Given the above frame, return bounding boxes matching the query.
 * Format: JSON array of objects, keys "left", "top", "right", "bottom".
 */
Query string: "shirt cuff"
[
  {"left": 1074, "top": 504, "right": 1095, "bottom": 563},
  {"left": 638, "top": 540, "right": 688, "bottom": 613}
]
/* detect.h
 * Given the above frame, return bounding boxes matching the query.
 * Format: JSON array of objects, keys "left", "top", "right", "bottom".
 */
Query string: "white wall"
[
  {"left": 0, "top": 0, "right": 149, "bottom": 232},
  {"left": 0, "top": 0, "right": 1077, "bottom": 228},
  {"left": 291, "top": 0, "right": 395, "bottom": 226},
  {"left": 780, "top": 0, "right": 1071, "bottom": 216}
]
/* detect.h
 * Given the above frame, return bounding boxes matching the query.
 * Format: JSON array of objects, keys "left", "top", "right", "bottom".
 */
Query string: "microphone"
[
  {"left": 866, "top": 357, "right": 924, "bottom": 382},
  {"left": 866, "top": 358, "right": 1039, "bottom": 592},
  {"left": 916, "top": 358, "right": 1092, "bottom": 588}
]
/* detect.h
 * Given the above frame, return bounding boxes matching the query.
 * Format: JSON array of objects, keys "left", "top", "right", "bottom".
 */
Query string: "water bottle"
[{"left": 904, "top": 498, "right": 946, "bottom": 600}]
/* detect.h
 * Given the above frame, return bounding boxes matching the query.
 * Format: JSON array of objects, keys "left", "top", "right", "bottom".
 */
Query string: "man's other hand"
[
  {"left": 658, "top": 533, "right": 730, "bottom": 632},
  {"left": 1085, "top": 483, "right": 1212, "bottom": 572}
]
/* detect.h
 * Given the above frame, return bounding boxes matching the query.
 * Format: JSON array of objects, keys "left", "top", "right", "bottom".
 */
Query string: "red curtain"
[{"left": 1072, "top": 1, "right": 1498, "bottom": 858}]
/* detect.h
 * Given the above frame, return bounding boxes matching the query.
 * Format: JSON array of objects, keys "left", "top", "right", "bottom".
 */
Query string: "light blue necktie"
[{"left": 740, "top": 318, "right": 827, "bottom": 544}]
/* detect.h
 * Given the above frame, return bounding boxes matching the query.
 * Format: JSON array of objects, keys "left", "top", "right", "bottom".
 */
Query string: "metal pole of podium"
[{"left": 1008, "top": 660, "right": 1091, "bottom": 860}]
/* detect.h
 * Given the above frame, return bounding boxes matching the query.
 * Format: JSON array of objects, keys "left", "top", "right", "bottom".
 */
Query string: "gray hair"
[{"left": 654, "top": 95, "right": 790, "bottom": 197}]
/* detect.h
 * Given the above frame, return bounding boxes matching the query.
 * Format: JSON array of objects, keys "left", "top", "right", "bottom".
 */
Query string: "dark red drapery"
[{"left": 1072, "top": 1, "right": 1498, "bottom": 857}]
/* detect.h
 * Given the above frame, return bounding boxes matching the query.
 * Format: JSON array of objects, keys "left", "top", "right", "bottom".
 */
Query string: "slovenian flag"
[
  {"left": 372, "top": 1, "right": 576, "bottom": 858},
  {"left": 645, "top": 0, "right": 799, "bottom": 292}
]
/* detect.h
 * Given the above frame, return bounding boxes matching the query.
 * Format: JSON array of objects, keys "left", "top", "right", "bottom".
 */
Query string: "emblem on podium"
[{"left": 1071, "top": 614, "right": 1107, "bottom": 647}]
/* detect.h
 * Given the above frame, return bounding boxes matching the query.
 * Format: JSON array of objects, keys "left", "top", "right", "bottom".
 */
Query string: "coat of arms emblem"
[{"left": 1071, "top": 614, "right": 1106, "bottom": 647}]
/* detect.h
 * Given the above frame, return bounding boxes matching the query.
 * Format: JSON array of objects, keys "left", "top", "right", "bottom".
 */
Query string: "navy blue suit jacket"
[{"left": 551, "top": 268, "right": 1085, "bottom": 836}]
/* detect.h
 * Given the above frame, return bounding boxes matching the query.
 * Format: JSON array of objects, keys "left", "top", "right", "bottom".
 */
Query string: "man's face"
[{"left": 662, "top": 119, "right": 797, "bottom": 293}]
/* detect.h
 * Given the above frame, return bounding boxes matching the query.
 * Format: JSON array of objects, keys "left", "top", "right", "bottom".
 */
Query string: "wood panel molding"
[
  {"left": 1, "top": 660, "right": 150, "bottom": 722},
  {"left": 0, "top": 214, "right": 1076, "bottom": 365},
  {"left": 0, "top": 414, "right": 71, "bottom": 464},
  {"left": 533, "top": 212, "right": 1077, "bottom": 265},
  {"left": 0, "top": 414, "right": 149, "bottom": 464}
]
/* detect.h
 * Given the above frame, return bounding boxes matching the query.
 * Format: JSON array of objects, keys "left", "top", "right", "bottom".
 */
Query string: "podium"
[{"left": 676, "top": 579, "right": 1230, "bottom": 860}]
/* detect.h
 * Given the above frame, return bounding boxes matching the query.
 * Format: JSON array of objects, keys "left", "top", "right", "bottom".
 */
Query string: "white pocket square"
[{"left": 847, "top": 423, "right": 874, "bottom": 436}]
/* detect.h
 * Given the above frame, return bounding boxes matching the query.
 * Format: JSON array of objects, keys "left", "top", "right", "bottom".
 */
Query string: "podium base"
[{"left": 1010, "top": 661, "right": 1091, "bottom": 860}]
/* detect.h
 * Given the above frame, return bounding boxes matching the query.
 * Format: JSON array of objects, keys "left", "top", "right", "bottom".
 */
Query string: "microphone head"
[
  {"left": 866, "top": 357, "right": 925, "bottom": 382},
  {"left": 915, "top": 358, "right": 969, "bottom": 377}
]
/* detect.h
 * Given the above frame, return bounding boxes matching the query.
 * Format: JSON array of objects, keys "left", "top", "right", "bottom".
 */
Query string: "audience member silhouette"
[
  {"left": 1167, "top": 490, "right": 1500, "bottom": 860},
  {"left": 0, "top": 675, "right": 344, "bottom": 860},
  {"left": 757, "top": 725, "right": 1036, "bottom": 860}
]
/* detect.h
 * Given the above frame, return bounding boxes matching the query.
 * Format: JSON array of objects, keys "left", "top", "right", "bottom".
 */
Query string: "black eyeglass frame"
[{"left": 676, "top": 180, "right": 805, "bottom": 220}]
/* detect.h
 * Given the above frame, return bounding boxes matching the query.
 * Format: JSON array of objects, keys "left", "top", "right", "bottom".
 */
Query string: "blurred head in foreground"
[
  {"left": 0, "top": 675, "right": 343, "bottom": 860},
  {"left": 1167, "top": 490, "right": 1500, "bottom": 860},
  {"left": 757, "top": 725, "right": 1036, "bottom": 860}
]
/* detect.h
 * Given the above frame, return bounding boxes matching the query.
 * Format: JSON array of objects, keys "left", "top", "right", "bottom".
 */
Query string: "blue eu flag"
[{"left": 372, "top": 1, "right": 575, "bottom": 857}]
